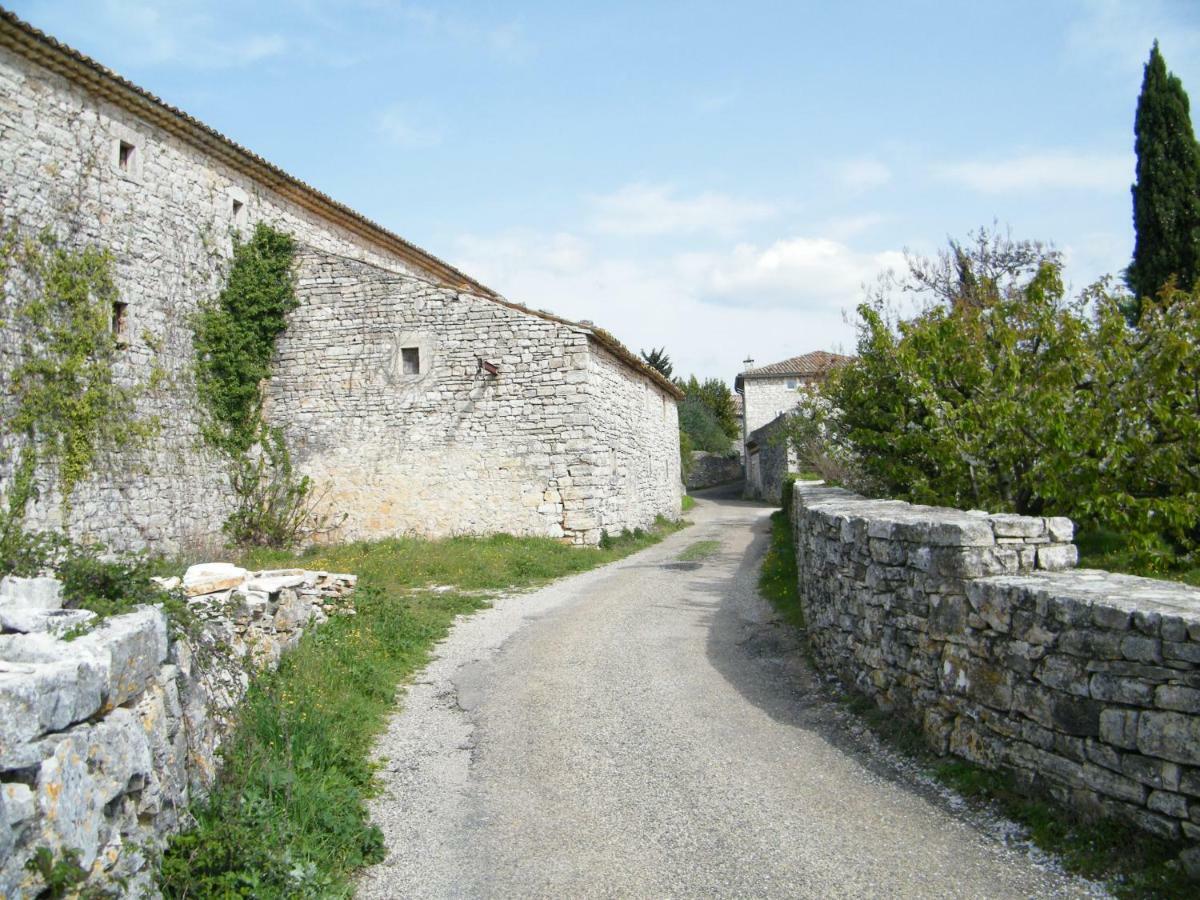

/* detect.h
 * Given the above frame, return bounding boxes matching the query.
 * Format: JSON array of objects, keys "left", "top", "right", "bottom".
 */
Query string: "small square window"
[
  {"left": 785, "top": 378, "right": 798, "bottom": 389},
  {"left": 111, "top": 301, "right": 128, "bottom": 344},
  {"left": 117, "top": 140, "right": 136, "bottom": 172},
  {"left": 401, "top": 347, "right": 420, "bottom": 375}
]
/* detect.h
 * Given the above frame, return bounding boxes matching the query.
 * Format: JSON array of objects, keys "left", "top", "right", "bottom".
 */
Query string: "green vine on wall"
[
  {"left": 193, "top": 223, "right": 335, "bottom": 547},
  {"left": 193, "top": 223, "right": 299, "bottom": 456},
  {"left": 0, "top": 227, "right": 156, "bottom": 552}
]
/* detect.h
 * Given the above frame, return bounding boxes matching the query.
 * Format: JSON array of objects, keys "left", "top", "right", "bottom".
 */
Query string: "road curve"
[{"left": 358, "top": 488, "right": 1102, "bottom": 899}]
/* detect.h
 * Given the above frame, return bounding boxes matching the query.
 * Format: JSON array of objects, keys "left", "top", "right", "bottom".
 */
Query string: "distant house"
[
  {"left": 735, "top": 351, "right": 850, "bottom": 502},
  {"left": 734, "top": 351, "right": 850, "bottom": 442}
]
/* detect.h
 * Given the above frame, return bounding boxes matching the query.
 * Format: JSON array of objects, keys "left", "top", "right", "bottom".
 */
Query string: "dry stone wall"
[
  {"left": 279, "top": 249, "right": 680, "bottom": 544},
  {"left": 0, "top": 566, "right": 355, "bottom": 898},
  {"left": 744, "top": 414, "right": 793, "bottom": 503},
  {"left": 791, "top": 483, "right": 1200, "bottom": 844},
  {"left": 582, "top": 343, "right": 682, "bottom": 540},
  {"left": 684, "top": 451, "right": 742, "bottom": 490}
]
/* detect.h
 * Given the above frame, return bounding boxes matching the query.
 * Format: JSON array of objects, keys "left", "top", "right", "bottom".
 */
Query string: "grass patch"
[
  {"left": 681, "top": 494, "right": 696, "bottom": 512},
  {"left": 760, "top": 511, "right": 1192, "bottom": 898},
  {"left": 159, "top": 520, "right": 685, "bottom": 898},
  {"left": 758, "top": 510, "right": 803, "bottom": 629},
  {"left": 1076, "top": 526, "right": 1200, "bottom": 587},
  {"left": 677, "top": 539, "right": 720, "bottom": 561}
]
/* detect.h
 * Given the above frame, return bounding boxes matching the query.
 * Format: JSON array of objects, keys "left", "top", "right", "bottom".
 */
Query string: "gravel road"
[{"left": 358, "top": 486, "right": 1104, "bottom": 899}]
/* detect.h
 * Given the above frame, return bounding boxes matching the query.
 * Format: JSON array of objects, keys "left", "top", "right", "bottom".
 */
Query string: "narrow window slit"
[{"left": 111, "top": 301, "right": 128, "bottom": 344}]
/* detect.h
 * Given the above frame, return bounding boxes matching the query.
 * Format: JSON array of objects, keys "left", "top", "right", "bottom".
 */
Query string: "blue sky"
[{"left": 10, "top": 1, "right": 1200, "bottom": 381}]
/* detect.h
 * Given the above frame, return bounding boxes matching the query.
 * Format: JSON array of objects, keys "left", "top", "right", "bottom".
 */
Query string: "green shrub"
[
  {"left": 794, "top": 228, "right": 1200, "bottom": 567},
  {"left": 780, "top": 474, "right": 798, "bottom": 520},
  {"left": 56, "top": 545, "right": 164, "bottom": 618},
  {"left": 678, "top": 398, "right": 732, "bottom": 454}
]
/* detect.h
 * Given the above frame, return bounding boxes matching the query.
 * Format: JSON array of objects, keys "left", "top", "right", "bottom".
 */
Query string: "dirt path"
[{"left": 358, "top": 490, "right": 1103, "bottom": 899}]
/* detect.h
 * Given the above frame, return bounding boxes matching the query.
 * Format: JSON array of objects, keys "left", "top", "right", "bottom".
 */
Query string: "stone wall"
[
  {"left": 277, "top": 250, "right": 680, "bottom": 544},
  {"left": 583, "top": 343, "right": 683, "bottom": 540},
  {"left": 0, "top": 566, "right": 354, "bottom": 897},
  {"left": 0, "top": 27, "right": 680, "bottom": 552},
  {"left": 791, "top": 483, "right": 1200, "bottom": 844},
  {"left": 684, "top": 452, "right": 742, "bottom": 490},
  {"left": 744, "top": 414, "right": 794, "bottom": 503}
]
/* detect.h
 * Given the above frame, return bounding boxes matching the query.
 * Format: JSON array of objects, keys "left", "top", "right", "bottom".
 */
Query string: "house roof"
[
  {"left": 741, "top": 351, "right": 852, "bottom": 379},
  {"left": 734, "top": 351, "right": 851, "bottom": 393},
  {"left": 0, "top": 8, "right": 683, "bottom": 401}
]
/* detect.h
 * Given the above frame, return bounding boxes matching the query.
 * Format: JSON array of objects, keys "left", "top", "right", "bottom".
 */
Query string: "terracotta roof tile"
[{"left": 742, "top": 351, "right": 852, "bottom": 379}]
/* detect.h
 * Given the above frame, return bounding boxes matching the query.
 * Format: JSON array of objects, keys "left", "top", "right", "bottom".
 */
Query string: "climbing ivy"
[
  {"left": 193, "top": 223, "right": 298, "bottom": 456},
  {"left": 0, "top": 228, "right": 154, "bottom": 535},
  {"left": 193, "top": 223, "right": 334, "bottom": 546}
]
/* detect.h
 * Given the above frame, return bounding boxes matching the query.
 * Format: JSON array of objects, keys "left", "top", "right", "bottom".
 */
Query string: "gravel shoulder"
[{"left": 357, "top": 492, "right": 1106, "bottom": 899}]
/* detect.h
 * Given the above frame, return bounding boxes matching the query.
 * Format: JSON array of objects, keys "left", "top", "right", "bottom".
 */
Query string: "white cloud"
[
  {"left": 683, "top": 237, "right": 906, "bottom": 308},
  {"left": 835, "top": 158, "right": 892, "bottom": 192},
  {"left": 375, "top": 105, "right": 443, "bottom": 148},
  {"left": 452, "top": 228, "right": 895, "bottom": 381},
  {"left": 937, "top": 151, "right": 1133, "bottom": 193},
  {"left": 588, "top": 183, "right": 777, "bottom": 238}
]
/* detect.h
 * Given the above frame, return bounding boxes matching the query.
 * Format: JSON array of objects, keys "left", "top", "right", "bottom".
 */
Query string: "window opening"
[
  {"left": 401, "top": 347, "right": 420, "bottom": 375},
  {"left": 118, "top": 140, "right": 136, "bottom": 172},
  {"left": 111, "top": 301, "right": 128, "bottom": 344}
]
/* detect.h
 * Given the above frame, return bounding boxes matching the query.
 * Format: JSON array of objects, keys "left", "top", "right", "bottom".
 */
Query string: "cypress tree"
[{"left": 1127, "top": 42, "right": 1200, "bottom": 320}]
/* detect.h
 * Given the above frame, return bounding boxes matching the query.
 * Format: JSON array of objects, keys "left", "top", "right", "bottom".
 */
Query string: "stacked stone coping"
[
  {"left": 791, "top": 482, "right": 1200, "bottom": 845},
  {"left": 0, "top": 564, "right": 355, "bottom": 897}
]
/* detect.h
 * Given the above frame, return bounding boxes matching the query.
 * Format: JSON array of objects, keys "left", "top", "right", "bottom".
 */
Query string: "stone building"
[
  {"left": 736, "top": 351, "right": 849, "bottom": 503},
  {"left": 0, "top": 10, "right": 682, "bottom": 551},
  {"left": 734, "top": 350, "right": 850, "bottom": 440}
]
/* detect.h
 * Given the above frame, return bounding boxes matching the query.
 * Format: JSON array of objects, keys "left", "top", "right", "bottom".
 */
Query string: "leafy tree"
[
  {"left": 792, "top": 227, "right": 1200, "bottom": 564},
  {"left": 639, "top": 346, "right": 674, "bottom": 379},
  {"left": 1127, "top": 42, "right": 1200, "bottom": 319},
  {"left": 678, "top": 398, "right": 732, "bottom": 454},
  {"left": 678, "top": 375, "right": 740, "bottom": 440}
]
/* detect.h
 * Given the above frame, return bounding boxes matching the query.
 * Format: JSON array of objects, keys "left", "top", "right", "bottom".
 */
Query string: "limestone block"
[
  {"left": 246, "top": 574, "right": 308, "bottom": 594},
  {"left": 988, "top": 514, "right": 1046, "bottom": 539},
  {"left": 183, "top": 563, "right": 248, "bottom": 597},
  {"left": 0, "top": 576, "right": 63, "bottom": 610},
  {"left": 0, "top": 785, "right": 10, "bottom": 867},
  {"left": 72, "top": 607, "right": 168, "bottom": 708},
  {"left": 1036, "top": 544, "right": 1078, "bottom": 571},
  {"left": 1137, "top": 711, "right": 1200, "bottom": 765},
  {"left": 3, "top": 782, "right": 34, "bottom": 826},
  {"left": 0, "top": 655, "right": 105, "bottom": 753},
  {"left": 927, "top": 519, "right": 995, "bottom": 547},
  {"left": 0, "top": 607, "right": 96, "bottom": 636},
  {"left": 273, "top": 589, "right": 313, "bottom": 632}
]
